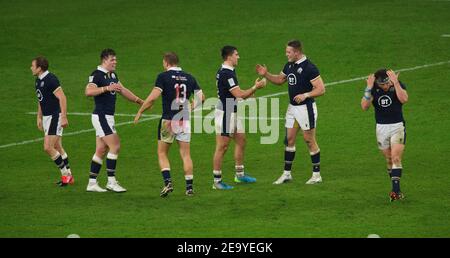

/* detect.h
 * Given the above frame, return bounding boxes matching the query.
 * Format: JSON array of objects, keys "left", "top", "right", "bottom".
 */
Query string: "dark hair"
[
  {"left": 32, "top": 56, "right": 49, "bottom": 71},
  {"left": 287, "top": 40, "right": 303, "bottom": 52},
  {"left": 163, "top": 52, "right": 179, "bottom": 65},
  {"left": 374, "top": 68, "right": 389, "bottom": 84},
  {"left": 100, "top": 48, "right": 116, "bottom": 61},
  {"left": 221, "top": 45, "right": 237, "bottom": 60}
]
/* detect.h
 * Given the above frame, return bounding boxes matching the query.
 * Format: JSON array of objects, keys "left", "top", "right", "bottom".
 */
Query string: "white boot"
[
  {"left": 273, "top": 172, "right": 293, "bottom": 184},
  {"left": 86, "top": 181, "right": 107, "bottom": 192},
  {"left": 106, "top": 180, "right": 127, "bottom": 193},
  {"left": 305, "top": 174, "right": 322, "bottom": 184}
]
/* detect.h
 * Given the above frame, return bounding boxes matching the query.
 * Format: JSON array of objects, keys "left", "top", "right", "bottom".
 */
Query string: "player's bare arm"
[
  {"left": 387, "top": 70, "right": 408, "bottom": 104},
  {"left": 37, "top": 103, "right": 43, "bottom": 131},
  {"left": 255, "top": 64, "right": 286, "bottom": 85},
  {"left": 134, "top": 88, "right": 162, "bottom": 124},
  {"left": 293, "top": 76, "right": 325, "bottom": 104},
  {"left": 53, "top": 87, "right": 68, "bottom": 128},
  {"left": 117, "top": 82, "right": 144, "bottom": 105},
  {"left": 85, "top": 83, "right": 122, "bottom": 97},
  {"left": 230, "top": 78, "right": 266, "bottom": 99},
  {"left": 361, "top": 74, "right": 375, "bottom": 111}
]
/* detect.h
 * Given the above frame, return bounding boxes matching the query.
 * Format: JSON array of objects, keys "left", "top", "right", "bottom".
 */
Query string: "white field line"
[
  {"left": 1, "top": 60, "right": 450, "bottom": 150},
  {"left": 0, "top": 117, "right": 155, "bottom": 149},
  {"left": 25, "top": 112, "right": 283, "bottom": 120},
  {"left": 441, "top": 34, "right": 450, "bottom": 38},
  {"left": 25, "top": 111, "right": 161, "bottom": 118},
  {"left": 256, "top": 60, "right": 450, "bottom": 98}
]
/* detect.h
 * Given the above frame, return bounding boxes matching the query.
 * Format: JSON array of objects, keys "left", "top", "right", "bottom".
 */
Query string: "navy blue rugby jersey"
[
  {"left": 35, "top": 71, "right": 61, "bottom": 116},
  {"left": 281, "top": 56, "right": 320, "bottom": 106},
  {"left": 88, "top": 66, "right": 119, "bottom": 115},
  {"left": 371, "top": 82, "right": 406, "bottom": 124},
  {"left": 216, "top": 64, "right": 239, "bottom": 113},
  {"left": 154, "top": 67, "right": 201, "bottom": 120}
]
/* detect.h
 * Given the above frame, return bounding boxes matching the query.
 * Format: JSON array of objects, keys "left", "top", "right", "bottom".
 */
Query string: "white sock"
[
  {"left": 89, "top": 178, "right": 97, "bottom": 184},
  {"left": 235, "top": 165, "right": 244, "bottom": 177},
  {"left": 51, "top": 152, "right": 67, "bottom": 176},
  {"left": 61, "top": 153, "right": 71, "bottom": 175},
  {"left": 283, "top": 170, "right": 291, "bottom": 175},
  {"left": 61, "top": 167, "right": 69, "bottom": 176},
  {"left": 108, "top": 176, "right": 117, "bottom": 184},
  {"left": 213, "top": 170, "right": 222, "bottom": 183}
]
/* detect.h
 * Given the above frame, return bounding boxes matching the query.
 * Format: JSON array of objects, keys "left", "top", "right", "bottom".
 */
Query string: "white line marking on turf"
[
  {"left": 0, "top": 117, "right": 155, "bottom": 149},
  {"left": 25, "top": 112, "right": 161, "bottom": 118},
  {"left": 25, "top": 112, "right": 283, "bottom": 120},
  {"left": 2, "top": 60, "right": 450, "bottom": 150},
  {"left": 260, "top": 60, "right": 450, "bottom": 98},
  {"left": 442, "top": 34, "right": 450, "bottom": 37}
]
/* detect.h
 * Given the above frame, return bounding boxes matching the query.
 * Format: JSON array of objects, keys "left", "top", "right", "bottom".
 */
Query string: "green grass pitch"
[{"left": 0, "top": 0, "right": 449, "bottom": 237}]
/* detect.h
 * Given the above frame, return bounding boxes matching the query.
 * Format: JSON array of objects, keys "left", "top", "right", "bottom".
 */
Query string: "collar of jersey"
[
  {"left": 38, "top": 70, "right": 49, "bottom": 80},
  {"left": 97, "top": 66, "right": 110, "bottom": 74},
  {"left": 294, "top": 55, "right": 307, "bottom": 64},
  {"left": 221, "top": 64, "right": 235, "bottom": 71},
  {"left": 168, "top": 67, "right": 182, "bottom": 71}
]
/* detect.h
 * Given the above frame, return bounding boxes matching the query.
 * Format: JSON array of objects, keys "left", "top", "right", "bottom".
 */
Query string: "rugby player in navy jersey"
[
  {"left": 31, "top": 56, "right": 74, "bottom": 186},
  {"left": 212, "top": 46, "right": 266, "bottom": 190},
  {"left": 256, "top": 40, "right": 325, "bottom": 185},
  {"left": 134, "top": 52, "right": 205, "bottom": 197},
  {"left": 85, "top": 49, "right": 144, "bottom": 193},
  {"left": 361, "top": 69, "right": 408, "bottom": 201}
]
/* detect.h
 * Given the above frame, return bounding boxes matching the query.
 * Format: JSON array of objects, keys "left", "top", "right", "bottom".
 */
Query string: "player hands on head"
[{"left": 361, "top": 68, "right": 408, "bottom": 201}]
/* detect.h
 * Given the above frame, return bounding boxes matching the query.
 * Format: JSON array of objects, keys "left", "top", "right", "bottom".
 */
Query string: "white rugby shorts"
[{"left": 285, "top": 102, "right": 318, "bottom": 130}]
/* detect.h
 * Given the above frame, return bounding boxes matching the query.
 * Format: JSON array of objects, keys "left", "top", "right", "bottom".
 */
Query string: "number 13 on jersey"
[{"left": 175, "top": 83, "right": 187, "bottom": 103}]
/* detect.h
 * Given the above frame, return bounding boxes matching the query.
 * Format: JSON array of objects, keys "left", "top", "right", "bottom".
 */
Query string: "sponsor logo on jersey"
[
  {"left": 36, "top": 89, "right": 43, "bottom": 101},
  {"left": 287, "top": 73, "right": 297, "bottom": 86},
  {"left": 378, "top": 95, "right": 392, "bottom": 107}
]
